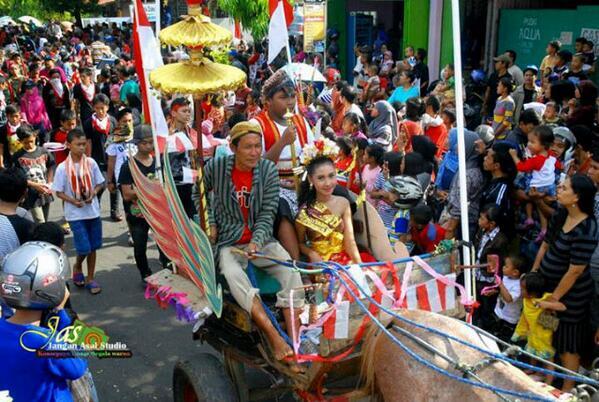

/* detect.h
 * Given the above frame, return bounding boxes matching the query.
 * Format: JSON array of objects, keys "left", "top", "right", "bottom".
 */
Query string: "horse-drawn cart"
[{"left": 146, "top": 248, "right": 461, "bottom": 402}]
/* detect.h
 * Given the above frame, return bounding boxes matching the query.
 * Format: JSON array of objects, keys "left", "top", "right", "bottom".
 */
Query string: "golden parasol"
[
  {"left": 159, "top": 14, "right": 233, "bottom": 49},
  {"left": 150, "top": 0, "right": 246, "bottom": 234},
  {"left": 149, "top": 49, "right": 246, "bottom": 95}
]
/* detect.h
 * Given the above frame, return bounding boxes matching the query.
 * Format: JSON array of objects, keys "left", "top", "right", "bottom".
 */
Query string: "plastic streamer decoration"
[{"left": 127, "top": 151, "right": 223, "bottom": 317}]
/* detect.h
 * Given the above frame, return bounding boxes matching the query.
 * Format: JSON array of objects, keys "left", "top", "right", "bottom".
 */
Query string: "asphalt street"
[{"left": 49, "top": 197, "right": 211, "bottom": 401}]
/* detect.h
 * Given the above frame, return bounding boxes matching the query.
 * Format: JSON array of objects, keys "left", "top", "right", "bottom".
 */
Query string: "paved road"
[{"left": 49, "top": 198, "right": 211, "bottom": 401}]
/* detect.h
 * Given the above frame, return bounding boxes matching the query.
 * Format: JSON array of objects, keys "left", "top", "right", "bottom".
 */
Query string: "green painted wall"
[
  {"left": 497, "top": 5, "right": 599, "bottom": 77},
  {"left": 326, "top": 0, "right": 347, "bottom": 70},
  {"left": 403, "top": 0, "right": 430, "bottom": 54},
  {"left": 439, "top": 0, "right": 453, "bottom": 70}
]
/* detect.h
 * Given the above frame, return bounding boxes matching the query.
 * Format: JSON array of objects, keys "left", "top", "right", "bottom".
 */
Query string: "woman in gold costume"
[{"left": 295, "top": 139, "right": 376, "bottom": 264}]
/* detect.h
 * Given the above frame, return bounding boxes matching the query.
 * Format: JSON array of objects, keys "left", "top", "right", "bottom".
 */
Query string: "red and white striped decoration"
[{"left": 403, "top": 273, "right": 457, "bottom": 313}]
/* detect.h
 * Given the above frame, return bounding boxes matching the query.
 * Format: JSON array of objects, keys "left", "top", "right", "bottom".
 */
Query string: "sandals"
[
  {"left": 85, "top": 281, "right": 102, "bottom": 295},
  {"left": 73, "top": 272, "right": 85, "bottom": 287}
]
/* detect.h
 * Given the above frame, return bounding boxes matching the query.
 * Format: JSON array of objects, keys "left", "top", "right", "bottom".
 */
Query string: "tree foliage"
[
  {"left": 215, "top": 0, "right": 269, "bottom": 41},
  {"left": 43, "top": 0, "right": 100, "bottom": 26},
  {"left": 0, "top": 0, "right": 99, "bottom": 25}
]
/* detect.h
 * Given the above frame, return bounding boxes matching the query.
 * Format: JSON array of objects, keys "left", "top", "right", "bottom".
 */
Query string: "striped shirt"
[
  {"left": 202, "top": 155, "right": 280, "bottom": 255},
  {"left": 540, "top": 212, "right": 597, "bottom": 323}
]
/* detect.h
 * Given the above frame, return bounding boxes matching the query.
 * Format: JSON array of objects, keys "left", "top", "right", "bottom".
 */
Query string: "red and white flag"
[
  {"left": 182, "top": 167, "right": 199, "bottom": 184},
  {"left": 404, "top": 274, "right": 457, "bottom": 313},
  {"left": 133, "top": 0, "right": 169, "bottom": 153},
  {"left": 267, "top": 0, "right": 294, "bottom": 64}
]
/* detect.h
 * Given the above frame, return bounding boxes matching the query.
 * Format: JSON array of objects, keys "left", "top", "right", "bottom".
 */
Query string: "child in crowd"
[
  {"left": 13, "top": 124, "right": 55, "bottom": 223},
  {"left": 335, "top": 136, "right": 354, "bottom": 183},
  {"left": 52, "top": 129, "right": 105, "bottom": 295},
  {"left": 396, "top": 97, "right": 424, "bottom": 153},
  {"left": 341, "top": 112, "right": 367, "bottom": 140},
  {"left": 371, "top": 152, "right": 403, "bottom": 229},
  {"left": 432, "top": 63, "right": 455, "bottom": 104},
  {"left": 511, "top": 272, "right": 565, "bottom": 382},
  {"left": 422, "top": 95, "right": 447, "bottom": 157},
  {"left": 408, "top": 204, "right": 446, "bottom": 254},
  {"left": 542, "top": 102, "right": 562, "bottom": 126},
  {"left": 362, "top": 64, "right": 381, "bottom": 104},
  {"left": 362, "top": 144, "right": 384, "bottom": 207},
  {"left": 473, "top": 204, "right": 509, "bottom": 331},
  {"left": 491, "top": 76, "right": 515, "bottom": 140},
  {"left": 0, "top": 242, "right": 88, "bottom": 402},
  {"left": 550, "top": 126, "right": 576, "bottom": 184},
  {"left": 51, "top": 109, "right": 77, "bottom": 166},
  {"left": 319, "top": 111, "right": 336, "bottom": 140},
  {"left": 441, "top": 107, "right": 456, "bottom": 134},
  {"left": 0, "top": 104, "right": 25, "bottom": 169},
  {"left": 51, "top": 109, "right": 78, "bottom": 234},
  {"left": 493, "top": 255, "right": 526, "bottom": 343},
  {"left": 245, "top": 89, "right": 262, "bottom": 120},
  {"left": 509, "top": 126, "right": 556, "bottom": 243}
]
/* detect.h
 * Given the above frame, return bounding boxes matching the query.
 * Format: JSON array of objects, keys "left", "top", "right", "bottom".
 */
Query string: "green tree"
[
  {"left": 215, "top": 0, "right": 269, "bottom": 41},
  {"left": 42, "top": 0, "right": 100, "bottom": 27}
]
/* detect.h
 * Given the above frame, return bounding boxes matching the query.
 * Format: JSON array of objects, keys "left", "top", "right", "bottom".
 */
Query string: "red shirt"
[
  {"left": 232, "top": 166, "right": 253, "bottom": 244},
  {"left": 51, "top": 128, "right": 69, "bottom": 165},
  {"left": 410, "top": 223, "right": 446, "bottom": 253}
]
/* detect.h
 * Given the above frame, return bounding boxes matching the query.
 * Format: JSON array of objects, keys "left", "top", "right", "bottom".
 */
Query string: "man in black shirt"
[
  {"left": 0, "top": 167, "right": 34, "bottom": 260},
  {"left": 483, "top": 54, "right": 512, "bottom": 119},
  {"left": 481, "top": 143, "right": 516, "bottom": 237},
  {"left": 413, "top": 48, "right": 429, "bottom": 95},
  {"left": 119, "top": 125, "right": 167, "bottom": 280}
]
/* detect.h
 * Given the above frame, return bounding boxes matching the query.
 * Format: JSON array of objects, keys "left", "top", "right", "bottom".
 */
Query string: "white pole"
[{"left": 450, "top": 0, "right": 474, "bottom": 305}]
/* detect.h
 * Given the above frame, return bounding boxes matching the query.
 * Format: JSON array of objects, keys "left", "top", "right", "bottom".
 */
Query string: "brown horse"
[{"left": 361, "top": 309, "right": 559, "bottom": 402}]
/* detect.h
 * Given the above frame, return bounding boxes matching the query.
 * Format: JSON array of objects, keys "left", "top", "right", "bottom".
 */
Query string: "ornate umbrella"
[
  {"left": 149, "top": 49, "right": 246, "bottom": 95},
  {"left": 149, "top": 0, "right": 246, "bottom": 234},
  {"left": 159, "top": 13, "right": 233, "bottom": 49}
]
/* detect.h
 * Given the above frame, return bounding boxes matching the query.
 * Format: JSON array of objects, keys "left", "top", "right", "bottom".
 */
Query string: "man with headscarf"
[
  {"left": 367, "top": 100, "right": 398, "bottom": 151},
  {"left": 201, "top": 121, "right": 305, "bottom": 367},
  {"left": 251, "top": 69, "right": 315, "bottom": 260}
]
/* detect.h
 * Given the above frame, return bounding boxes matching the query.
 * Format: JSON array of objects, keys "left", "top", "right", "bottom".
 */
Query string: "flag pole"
[{"left": 450, "top": 0, "right": 474, "bottom": 310}]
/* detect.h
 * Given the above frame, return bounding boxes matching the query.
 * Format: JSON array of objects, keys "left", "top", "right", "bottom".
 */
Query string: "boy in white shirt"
[
  {"left": 52, "top": 129, "right": 105, "bottom": 295},
  {"left": 494, "top": 255, "right": 525, "bottom": 342}
]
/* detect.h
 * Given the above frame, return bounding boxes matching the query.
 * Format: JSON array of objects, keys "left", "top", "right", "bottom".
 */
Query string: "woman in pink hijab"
[{"left": 20, "top": 80, "right": 52, "bottom": 144}]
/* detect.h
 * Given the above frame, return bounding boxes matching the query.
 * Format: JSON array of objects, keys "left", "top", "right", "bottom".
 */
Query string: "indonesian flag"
[
  {"left": 403, "top": 274, "right": 457, "bottom": 313},
  {"left": 133, "top": 0, "right": 169, "bottom": 153},
  {"left": 166, "top": 132, "right": 195, "bottom": 154},
  {"left": 182, "top": 167, "right": 199, "bottom": 184},
  {"left": 267, "top": 0, "right": 294, "bottom": 64}
]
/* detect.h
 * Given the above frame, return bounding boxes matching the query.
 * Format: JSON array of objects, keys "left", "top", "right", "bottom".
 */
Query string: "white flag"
[{"left": 267, "top": 1, "right": 290, "bottom": 65}]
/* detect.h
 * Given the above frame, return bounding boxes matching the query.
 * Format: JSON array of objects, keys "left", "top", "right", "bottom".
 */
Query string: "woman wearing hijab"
[
  {"left": 20, "top": 80, "right": 52, "bottom": 145},
  {"left": 42, "top": 68, "right": 71, "bottom": 130},
  {"left": 439, "top": 128, "right": 484, "bottom": 239},
  {"left": 367, "top": 100, "right": 398, "bottom": 151}
]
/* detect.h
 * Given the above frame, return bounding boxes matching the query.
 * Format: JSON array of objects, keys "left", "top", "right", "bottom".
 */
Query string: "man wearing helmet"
[{"left": 0, "top": 242, "right": 87, "bottom": 401}]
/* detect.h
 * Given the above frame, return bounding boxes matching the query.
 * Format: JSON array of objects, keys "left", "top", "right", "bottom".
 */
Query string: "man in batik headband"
[
  {"left": 199, "top": 121, "right": 305, "bottom": 366},
  {"left": 252, "top": 69, "right": 315, "bottom": 260}
]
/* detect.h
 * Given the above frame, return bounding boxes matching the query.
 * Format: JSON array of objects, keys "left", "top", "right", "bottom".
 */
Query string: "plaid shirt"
[{"left": 198, "top": 155, "right": 280, "bottom": 255}]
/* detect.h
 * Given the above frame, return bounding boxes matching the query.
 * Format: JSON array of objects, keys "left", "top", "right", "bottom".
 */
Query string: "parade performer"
[
  {"left": 252, "top": 69, "right": 315, "bottom": 260},
  {"left": 295, "top": 138, "right": 376, "bottom": 264},
  {"left": 202, "top": 121, "right": 305, "bottom": 365}
]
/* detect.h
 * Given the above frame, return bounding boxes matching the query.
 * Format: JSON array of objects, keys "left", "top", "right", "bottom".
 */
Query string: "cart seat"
[
  {"left": 250, "top": 263, "right": 282, "bottom": 295},
  {"left": 216, "top": 262, "right": 282, "bottom": 297}
]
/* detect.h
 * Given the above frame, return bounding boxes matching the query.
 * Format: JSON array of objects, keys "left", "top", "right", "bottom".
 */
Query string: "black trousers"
[{"left": 128, "top": 215, "right": 168, "bottom": 279}]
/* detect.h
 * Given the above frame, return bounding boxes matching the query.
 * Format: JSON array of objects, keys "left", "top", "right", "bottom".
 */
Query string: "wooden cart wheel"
[{"left": 173, "top": 354, "right": 238, "bottom": 402}]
